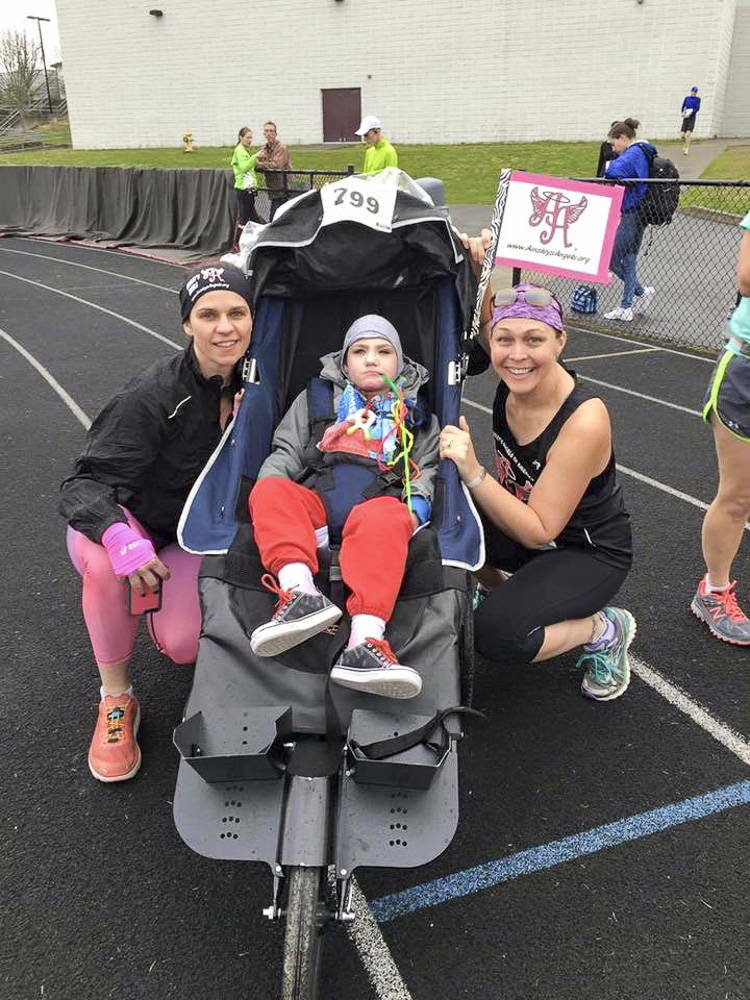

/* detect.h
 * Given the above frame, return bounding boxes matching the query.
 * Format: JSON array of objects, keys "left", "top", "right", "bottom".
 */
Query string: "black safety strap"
[
  {"left": 299, "top": 376, "right": 335, "bottom": 471},
  {"left": 349, "top": 705, "right": 485, "bottom": 761},
  {"left": 360, "top": 468, "right": 403, "bottom": 499}
]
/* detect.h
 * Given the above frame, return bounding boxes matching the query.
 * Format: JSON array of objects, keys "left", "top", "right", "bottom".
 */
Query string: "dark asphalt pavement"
[{"left": 1, "top": 238, "right": 748, "bottom": 1000}]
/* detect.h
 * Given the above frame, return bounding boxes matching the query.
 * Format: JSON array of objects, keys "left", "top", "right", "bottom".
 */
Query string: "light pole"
[
  {"left": 26, "top": 15, "right": 54, "bottom": 115},
  {"left": 51, "top": 62, "right": 62, "bottom": 103}
]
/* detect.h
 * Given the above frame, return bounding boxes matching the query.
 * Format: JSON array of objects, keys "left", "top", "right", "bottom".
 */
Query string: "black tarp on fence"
[{"left": 0, "top": 165, "right": 236, "bottom": 256}]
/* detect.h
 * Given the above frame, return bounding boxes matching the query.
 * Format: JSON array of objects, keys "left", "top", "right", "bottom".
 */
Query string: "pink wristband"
[{"left": 101, "top": 522, "right": 157, "bottom": 577}]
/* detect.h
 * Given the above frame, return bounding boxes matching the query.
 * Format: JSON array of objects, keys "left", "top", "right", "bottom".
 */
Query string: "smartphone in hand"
[{"left": 127, "top": 581, "right": 163, "bottom": 616}]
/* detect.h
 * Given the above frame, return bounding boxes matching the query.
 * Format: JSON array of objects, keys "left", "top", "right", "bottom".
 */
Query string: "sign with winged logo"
[{"left": 494, "top": 170, "right": 623, "bottom": 283}]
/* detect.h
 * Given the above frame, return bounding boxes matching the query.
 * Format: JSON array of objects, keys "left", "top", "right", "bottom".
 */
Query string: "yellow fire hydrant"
[{"left": 183, "top": 131, "right": 194, "bottom": 153}]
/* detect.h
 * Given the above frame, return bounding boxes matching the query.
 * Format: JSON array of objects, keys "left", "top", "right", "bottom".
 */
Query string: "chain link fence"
[
  {"left": 253, "top": 166, "right": 354, "bottom": 222},
  {"left": 515, "top": 179, "right": 750, "bottom": 354}
]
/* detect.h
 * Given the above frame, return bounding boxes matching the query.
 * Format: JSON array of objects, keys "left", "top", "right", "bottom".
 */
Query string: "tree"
[{"left": 0, "top": 29, "right": 40, "bottom": 127}]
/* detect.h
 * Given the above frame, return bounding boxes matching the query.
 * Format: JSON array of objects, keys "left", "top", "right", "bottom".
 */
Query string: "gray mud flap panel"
[
  {"left": 335, "top": 744, "right": 458, "bottom": 875},
  {"left": 173, "top": 705, "right": 291, "bottom": 863},
  {"left": 334, "top": 707, "right": 459, "bottom": 874}
]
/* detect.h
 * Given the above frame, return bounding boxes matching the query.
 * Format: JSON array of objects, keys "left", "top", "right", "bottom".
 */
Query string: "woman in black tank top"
[{"left": 441, "top": 268, "right": 635, "bottom": 702}]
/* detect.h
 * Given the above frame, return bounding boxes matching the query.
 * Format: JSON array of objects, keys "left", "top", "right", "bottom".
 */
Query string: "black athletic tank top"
[{"left": 491, "top": 373, "right": 632, "bottom": 567}]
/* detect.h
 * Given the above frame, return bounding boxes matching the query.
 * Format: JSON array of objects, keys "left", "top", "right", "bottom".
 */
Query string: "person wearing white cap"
[{"left": 355, "top": 114, "right": 398, "bottom": 173}]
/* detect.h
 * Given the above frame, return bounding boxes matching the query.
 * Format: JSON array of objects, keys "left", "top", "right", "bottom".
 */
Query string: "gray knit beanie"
[{"left": 341, "top": 315, "right": 404, "bottom": 375}]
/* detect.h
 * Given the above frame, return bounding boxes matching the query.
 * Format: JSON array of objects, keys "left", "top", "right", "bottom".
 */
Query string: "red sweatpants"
[{"left": 249, "top": 476, "right": 413, "bottom": 619}]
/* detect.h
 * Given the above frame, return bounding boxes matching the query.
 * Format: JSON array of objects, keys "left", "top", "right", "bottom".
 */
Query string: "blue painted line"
[{"left": 370, "top": 779, "right": 750, "bottom": 923}]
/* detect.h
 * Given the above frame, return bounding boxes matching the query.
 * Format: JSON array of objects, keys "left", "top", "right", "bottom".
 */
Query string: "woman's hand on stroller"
[
  {"left": 459, "top": 229, "right": 493, "bottom": 278},
  {"left": 440, "top": 416, "right": 482, "bottom": 483}
]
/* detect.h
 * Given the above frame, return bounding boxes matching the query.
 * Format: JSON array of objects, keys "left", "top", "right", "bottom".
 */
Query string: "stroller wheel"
[{"left": 281, "top": 866, "right": 327, "bottom": 999}]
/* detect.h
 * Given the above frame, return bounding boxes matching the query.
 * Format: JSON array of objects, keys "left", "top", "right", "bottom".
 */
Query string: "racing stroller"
[{"left": 174, "top": 170, "right": 485, "bottom": 999}]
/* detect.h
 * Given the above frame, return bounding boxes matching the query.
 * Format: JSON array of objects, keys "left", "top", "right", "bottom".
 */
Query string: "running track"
[{"left": 1, "top": 237, "right": 748, "bottom": 1000}]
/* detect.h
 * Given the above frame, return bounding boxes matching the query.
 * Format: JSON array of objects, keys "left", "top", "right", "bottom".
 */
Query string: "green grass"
[
  {"left": 700, "top": 144, "right": 750, "bottom": 180},
  {"left": 3, "top": 132, "right": 746, "bottom": 207},
  {"left": 34, "top": 119, "right": 72, "bottom": 146},
  {"left": 0, "top": 138, "right": 602, "bottom": 204},
  {"left": 678, "top": 144, "right": 750, "bottom": 217}
]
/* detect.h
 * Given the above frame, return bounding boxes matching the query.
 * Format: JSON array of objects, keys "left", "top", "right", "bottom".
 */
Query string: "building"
[{"left": 56, "top": 0, "right": 750, "bottom": 149}]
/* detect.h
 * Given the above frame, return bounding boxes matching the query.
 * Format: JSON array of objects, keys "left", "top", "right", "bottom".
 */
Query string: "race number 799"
[{"left": 332, "top": 187, "right": 379, "bottom": 214}]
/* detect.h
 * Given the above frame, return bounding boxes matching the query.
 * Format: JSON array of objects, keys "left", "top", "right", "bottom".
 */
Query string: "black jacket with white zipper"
[{"left": 59, "top": 344, "right": 240, "bottom": 544}]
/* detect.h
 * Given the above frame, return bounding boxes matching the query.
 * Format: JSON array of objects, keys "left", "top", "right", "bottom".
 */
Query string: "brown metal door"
[{"left": 321, "top": 88, "right": 361, "bottom": 142}]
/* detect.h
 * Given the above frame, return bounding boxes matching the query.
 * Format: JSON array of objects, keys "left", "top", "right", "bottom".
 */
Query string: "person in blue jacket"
[
  {"left": 680, "top": 86, "right": 701, "bottom": 156},
  {"left": 603, "top": 121, "right": 656, "bottom": 322}
]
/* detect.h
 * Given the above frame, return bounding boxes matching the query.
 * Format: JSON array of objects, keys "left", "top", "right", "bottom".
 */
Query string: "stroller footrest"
[
  {"left": 347, "top": 708, "right": 449, "bottom": 790},
  {"left": 173, "top": 706, "right": 291, "bottom": 783}
]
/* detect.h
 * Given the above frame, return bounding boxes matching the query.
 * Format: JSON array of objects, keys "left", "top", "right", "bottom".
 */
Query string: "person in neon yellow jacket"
[
  {"left": 230, "top": 127, "right": 264, "bottom": 225},
  {"left": 355, "top": 115, "right": 398, "bottom": 173}
]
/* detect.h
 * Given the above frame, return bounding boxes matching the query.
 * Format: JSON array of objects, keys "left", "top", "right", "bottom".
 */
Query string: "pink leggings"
[{"left": 67, "top": 510, "right": 202, "bottom": 667}]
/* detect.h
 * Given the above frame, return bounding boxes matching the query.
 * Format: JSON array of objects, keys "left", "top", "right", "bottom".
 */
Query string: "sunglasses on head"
[{"left": 493, "top": 287, "right": 558, "bottom": 309}]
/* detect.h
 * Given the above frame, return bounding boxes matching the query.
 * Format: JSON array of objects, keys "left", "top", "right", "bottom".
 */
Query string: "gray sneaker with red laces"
[
  {"left": 330, "top": 638, "right": 423, "bottom": 699},
  {"left": 691, "top": 578, "right": 750, "bottom": 645},
  {"left": 250, "top": 574, "right": 342, "bottom": 657}
]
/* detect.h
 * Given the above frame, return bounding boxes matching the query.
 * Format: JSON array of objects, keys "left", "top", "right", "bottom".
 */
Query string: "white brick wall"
[
  {"left": 56, "top": 0, "right": 744, "bottom": 149},
  {"left": 722, "top": 0, "right": 750, "bottom": 136}
]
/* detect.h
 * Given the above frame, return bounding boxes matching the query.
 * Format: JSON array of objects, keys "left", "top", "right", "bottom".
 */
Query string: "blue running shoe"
[{"left": 577, "top": 607, "right": 636, "bottom": 702}]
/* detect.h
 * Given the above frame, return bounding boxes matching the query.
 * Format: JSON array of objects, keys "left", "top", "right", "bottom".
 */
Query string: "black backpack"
[{"left": 634, "top": 143, "right": 680, "bottom": 226}]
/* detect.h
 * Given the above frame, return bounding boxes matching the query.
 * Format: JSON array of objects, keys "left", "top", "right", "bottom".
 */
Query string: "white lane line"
[
  {"left": 617, "top": 463, "right": 750, "bottom": 532},
  {"left": 461, "top": 397, "right": 492, "bottom": 415},
  {"left": 616, "top": 463, "right": 710, "bottom": 512},
  {"left": 345, "top": 878, "right": 414, "bottom": 1000},
  {"left": 631, "top": 655, "right": 750, "bottom": 767},
  {"left": 10, "top": 235, "right": 183, "bottom": 268},
  {"left": 0, "top": 327, "right": 91, "bottom": 429},
  {"left": 461, "top": 397, "right": 750, "bottom": 534},
  {"left": 462, "top": 371, "right": 701, "bottom": 418},
  {"left": 567, "top": 323, "right": 715, "bottom": 364},
  {"left": 0, "top": 270, "right": 182, "bottom": 350},
  {"left": 0, "top": 246, "right": 179, "bottom": 294},
  {"left": 564, "top": 347, "right": 660, "bottom": 362},
  {"left": 576, "top": 375, "right": 701, "bottom": 416}
]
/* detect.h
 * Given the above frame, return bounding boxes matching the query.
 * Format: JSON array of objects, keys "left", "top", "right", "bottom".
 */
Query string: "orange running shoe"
[{"left": 88, "top": 693, "right": 142, "bottom": 782}]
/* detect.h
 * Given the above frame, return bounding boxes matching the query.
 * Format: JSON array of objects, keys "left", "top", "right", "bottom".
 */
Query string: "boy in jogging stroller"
[
  {"left": 249, "top": 312, "right": 441, "bottom": 698},
  {"left": 173, "top": 169, "right": 484, "bottom": 998}
]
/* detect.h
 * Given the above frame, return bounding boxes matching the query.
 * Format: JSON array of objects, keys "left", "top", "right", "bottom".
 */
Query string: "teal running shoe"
[{"left": 577, "top": 607, "right": 636, "bottom": 702}]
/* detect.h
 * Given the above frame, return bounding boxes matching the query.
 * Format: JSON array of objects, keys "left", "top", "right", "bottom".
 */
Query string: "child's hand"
[
  {"left": 233, "top": 389, "right": 245, "bottom": 417},
  {"left": 440, "top": 416, "right": 483, "bottom": 482}
]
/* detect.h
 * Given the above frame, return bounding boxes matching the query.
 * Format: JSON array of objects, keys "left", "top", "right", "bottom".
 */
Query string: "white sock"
[
  {"left": 348, "top": 614, "right": 386, "bottom": 649},
  {"left": 705, "top": 574, "right": 729, "bottom": 594},
  {"left": 100, "top": 685, "right": 134, "bottom": 701},
  {"left": 278, "top": 562, "right": 317, "bottom": 595}
]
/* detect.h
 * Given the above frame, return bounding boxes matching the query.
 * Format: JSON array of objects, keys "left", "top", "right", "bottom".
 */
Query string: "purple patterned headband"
[{"left": 491, "top": 284, "right": 564, "bottom": 333}]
